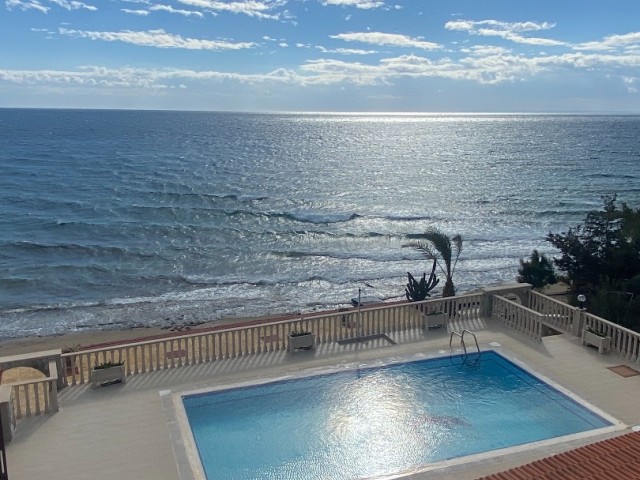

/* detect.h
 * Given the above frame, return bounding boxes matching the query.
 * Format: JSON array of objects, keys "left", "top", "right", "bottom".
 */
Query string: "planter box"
[
  {"left": 424, "top": 312, "right": 446, "bottom": 330},
  {"left": 288, "top": 334, "right": 316, "bottom": 353},
  {"left": 90, "top": 364, "right": 126, "bottom": 388},
  {"left": 582, "top": 329, "right": 611, "bottom": 354}
]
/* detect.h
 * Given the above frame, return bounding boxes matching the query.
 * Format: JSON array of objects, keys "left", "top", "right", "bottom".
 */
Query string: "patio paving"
[{"left": 6, "top": 318, "right": 640, "bottom": 480}]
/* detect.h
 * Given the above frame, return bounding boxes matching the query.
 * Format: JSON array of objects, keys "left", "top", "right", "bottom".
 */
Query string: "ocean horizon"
[{"left": 1, "top": 109, "right": 639, "bottom": 340}]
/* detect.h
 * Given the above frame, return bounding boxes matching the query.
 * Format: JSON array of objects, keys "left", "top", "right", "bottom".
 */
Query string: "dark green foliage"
[
  {"left": 516, "top": 250, "right": 557, "bottom": 289},
  {"left": 585, "top": 327, "right": 607, "bottom": 338},
  {"left": 626, "top": 274, "right": 640, "bottom": 295},
  {"left": 94, "top": 361, "right": 124, "bottom": 370},
  {"left": 589, "top": 277, "right": 637, "bottom": 329},
  {"left": 405, "top": 260, "right": 440, "bottom": 301},
  {"left": 546, "top": 195, "right": 640, "bottom": 291},
  {"left": 289, "top": 330, "right": 313, "bottom": 337}
]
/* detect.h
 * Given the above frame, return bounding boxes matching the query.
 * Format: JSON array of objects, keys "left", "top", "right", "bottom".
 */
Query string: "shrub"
[{"left": 517, "top": 250, "right": 557, "bottom": 290}]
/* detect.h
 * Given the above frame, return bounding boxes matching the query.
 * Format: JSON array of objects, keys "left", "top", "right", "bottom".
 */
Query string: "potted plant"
[
  {"left": 582, "top": 327, "right": 611, "bottom": 354},
  {"left": 90, "top": 360, "right": 126, "bottom": 388},
  {"left": 424, "top": 311, "right": 447, "bottom": 330},
  {"left": 288, "top": 330, "right": 315, "bottom": 353}
]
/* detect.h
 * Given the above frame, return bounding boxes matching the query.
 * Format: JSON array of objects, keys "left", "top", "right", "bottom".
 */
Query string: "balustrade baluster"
[
  {"left": 23, "top": 385, "right": 32, "bottom": 417},
  {"left": 242, "top": 327, "right": 248, "bottom": 357},
  {"left": 13, "top": 388, "right": 22, "bottom": 419},
  {"left": 44, "top": 381, "right": 51, "bottom": 413},
  {"left": 33, "top": 384, "right": 41, "bottom": 415},
  {"left": 221, "top": 332, "right": 228, "bottom": 359},
  {"left": 203, "top": 334, "right": 209, "bottom": 362},
  {"left": 213, "top": 333, "right": 219, "bottom": 360}
]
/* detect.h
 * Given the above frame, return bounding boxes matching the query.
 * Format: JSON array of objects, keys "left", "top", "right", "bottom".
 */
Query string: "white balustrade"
[
  {"left": 492, "top": 295, "right": 543, "bottom": 341},
  {"left": 583, "top": 311, "right": 640, "bottom": 362},
  {"left": 527, "top": 290, "right": 574, "bottom": 333},
  {"left": 55, "top": 288, "right": 640, "bottom": 388},
  {"left": 61, "top": 295, "right": 483, "bottom": 386}
]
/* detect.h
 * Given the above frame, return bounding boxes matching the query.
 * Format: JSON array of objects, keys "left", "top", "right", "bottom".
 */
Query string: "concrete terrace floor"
[{"left": 7, "top": 318, "right": 640, "bottom": 480}]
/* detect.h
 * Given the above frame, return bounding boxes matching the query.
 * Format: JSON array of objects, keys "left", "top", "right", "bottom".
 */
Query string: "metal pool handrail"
[{"left": 449, "top": 329, "right": 480, "bottom": 357}]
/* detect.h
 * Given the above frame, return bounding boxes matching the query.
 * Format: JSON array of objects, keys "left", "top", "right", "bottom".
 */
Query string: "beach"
[
  {"left": 0, "top": 316, "right": 256, "bottom": 357},
  {"left": 0, "top": 282, "right": 570, "bottom": 359}
]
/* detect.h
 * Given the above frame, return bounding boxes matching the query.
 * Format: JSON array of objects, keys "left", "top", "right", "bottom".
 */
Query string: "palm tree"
[{"left": 404, "top": 228, "right": 463, "bottom": 297}]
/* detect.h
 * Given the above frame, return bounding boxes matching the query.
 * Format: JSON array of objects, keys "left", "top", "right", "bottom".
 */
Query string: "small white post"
[{"left": 358, "top": 288, "right": 362, "bottom": 337}]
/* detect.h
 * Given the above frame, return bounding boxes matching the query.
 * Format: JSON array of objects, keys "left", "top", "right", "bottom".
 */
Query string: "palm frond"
[
  {"left": 451, "top": 233, "right": 463, "bottom": 273},
  {"left": 402, "top": 240, "right": 437, "bottom": 260},
  {"left": 421, "top": 228, "right": 453, "bottom": 273},
  {"left": 452, "top": 234, "right": 463, "bottom": 257}
]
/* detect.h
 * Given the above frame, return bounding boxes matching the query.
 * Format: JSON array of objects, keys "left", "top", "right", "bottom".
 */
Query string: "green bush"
[{"left": 517, "top": 250, "right": 557, "bottom": 289}]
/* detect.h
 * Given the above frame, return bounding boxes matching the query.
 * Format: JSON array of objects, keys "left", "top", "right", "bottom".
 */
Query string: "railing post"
[
  {"left": 572, "top": 307, "right": 584, "bottom": 336},
  {"left": 0, "top": 386, "right": 15, "bottom": 443},
  {"left": 480, "top": 290, "right": 493, "bottom": 318},
  {"left": 47, "top": 359, "right": 59, "bottom": 412}
]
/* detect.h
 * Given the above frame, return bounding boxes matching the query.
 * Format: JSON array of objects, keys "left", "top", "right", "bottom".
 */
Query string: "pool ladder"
[{"left": 449, "top": 329, "right": 481, "bottom": 361}]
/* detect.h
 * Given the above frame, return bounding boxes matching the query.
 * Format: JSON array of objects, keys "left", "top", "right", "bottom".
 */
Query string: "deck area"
[{"left": 7, "top": 315, "right": 640, "bottom": 480}]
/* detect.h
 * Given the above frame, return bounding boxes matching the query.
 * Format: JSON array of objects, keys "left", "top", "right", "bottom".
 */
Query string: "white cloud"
[
  {"left": 174, "top": 0, "right": 284, "bottom": 19},
  {"left": 298, "top": 58, "right": 383, "bottom": 85},
  {"left": 58, "top": 28, "right": 257, "bottom": 50},
  {"left": 149, "top": 4, "right": 203, "bottom": 17},
  {"left": 2, "top": 38, "right": 640, "bottom": 92},
  {"left": 446, "top": 19, "right": 565, "bottom": 47},
  {"left": 321, "top": 0, "right": 385, "bottom": 9},
  {"left": 121, "top": 8, "right": 149, "bottom": 15},
  {"left": 6, "top": 0, "right": 50, "bottom": 12},
  {"left": 331, "top": 32, "right": 441, "bottom": 50},
  {"left": 573, "top": 32, "right": 640, "bottom": 52},
  {"left": 623, "top": 76, "right": 637, "bottom": 93},
  {"left": 299, "top": 49, "right": 640, "bottom": 86},
  {"left": 0, "top": 66, "right": 245, "bottom": 89},
  {"left": 460, "top": 45, "right": 512, "bottom": 56},
  {"left": 50, "top": 0, "right": 96, "bottom": 10},
  {"left": 0, "top": 46, "right": 640, "bottom": 93},
  {"left": 316, "top": 45, "right": 378, "bottom": 55},
  {"left": 6, "top": 0, "right": 95, "bottom": 11},
  {"left": 446, "top": 19, "right": 555, "bottom": 34}
]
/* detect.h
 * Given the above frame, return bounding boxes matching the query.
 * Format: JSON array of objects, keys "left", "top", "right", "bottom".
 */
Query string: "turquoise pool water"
[{"left": 182, "top": 351, "right": 612, "bottom": 479}]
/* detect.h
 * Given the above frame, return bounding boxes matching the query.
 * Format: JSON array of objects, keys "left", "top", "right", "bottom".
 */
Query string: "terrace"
[{"left": 3, "top": 283, "right": 640, "bottom": 480}]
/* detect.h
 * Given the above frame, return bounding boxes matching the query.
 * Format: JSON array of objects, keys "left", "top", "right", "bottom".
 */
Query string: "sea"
[{"left": 1, "top": 110, "right": 639, "bottom": 340}]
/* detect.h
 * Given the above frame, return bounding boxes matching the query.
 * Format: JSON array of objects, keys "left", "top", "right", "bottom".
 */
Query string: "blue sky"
[{"left": 2, "top": 0, "right": 640, "bottom": 112}]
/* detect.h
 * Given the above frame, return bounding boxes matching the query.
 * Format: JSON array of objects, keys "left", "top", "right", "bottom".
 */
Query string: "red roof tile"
[{"left": 477, "top": 431, "right": 640, "bottom": 480}]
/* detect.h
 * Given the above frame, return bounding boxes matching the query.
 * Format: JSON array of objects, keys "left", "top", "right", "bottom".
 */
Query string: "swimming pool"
[{"left": 179, "top": 351, "right": 616, "bottom": 479}]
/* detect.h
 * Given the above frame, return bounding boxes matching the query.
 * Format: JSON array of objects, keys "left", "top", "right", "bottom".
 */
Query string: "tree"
[
  {"left": 544, "top": 195, "right": 640, "bottom": 331},
  {"left": 546, "top": 195, "right": 640, "bottom": 292},
  {"left": 404, "top": 228, "right": 462, "bottom": 297},
  {"left": 517, "top": 250, "right": 557, "bottom": 290}
]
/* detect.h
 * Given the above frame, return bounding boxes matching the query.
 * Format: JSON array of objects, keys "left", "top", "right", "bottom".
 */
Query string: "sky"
[{"left": 2, "top": 0, "right": 640, "bottom": 112}]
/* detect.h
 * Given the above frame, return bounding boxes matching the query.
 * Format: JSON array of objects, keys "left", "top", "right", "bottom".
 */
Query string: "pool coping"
[{"left": 161, "top": 346, "right": 627, "bottom": 480}]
